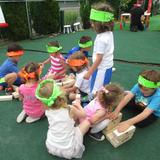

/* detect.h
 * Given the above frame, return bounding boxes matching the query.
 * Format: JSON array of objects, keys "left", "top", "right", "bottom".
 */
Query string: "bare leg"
[
  {"left": 5, "top": 73, "right": 17, "bottom": 87},
  {"left": 78, "top": 119, "right": 91, "bottom": 135}
]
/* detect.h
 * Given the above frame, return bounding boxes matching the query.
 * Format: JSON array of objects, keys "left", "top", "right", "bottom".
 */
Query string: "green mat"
[{"left": 0, "top": 27, "right": 160, "bottom": 160}]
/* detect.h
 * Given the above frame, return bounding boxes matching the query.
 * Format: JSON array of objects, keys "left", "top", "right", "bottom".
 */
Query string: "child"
[
  {"left": 16, "top": 62, "right": 44, "bottom": 123},
  {"left": 42, "top": 41, "right": 66, "bottom": 81},
  {"left": 109, "top": 70, "right": 160, "bottom": 132},
  {"left": 67, "top": 51, "right": 90, "bottom": 101},
  {"left": 65, "top": 35, "right": 93, "bottom": 59},
  {"left": 0, "top": 43, "right": 24, "bottom": 92},
  {"left": 35, "top": 79, "right": 91, "bottom": 159},
  {"left": 84, "top": 3, "right": 115, "bottom": 95},
  {"left": 72, "top": 83, "right": 124, "bottom": 141}
]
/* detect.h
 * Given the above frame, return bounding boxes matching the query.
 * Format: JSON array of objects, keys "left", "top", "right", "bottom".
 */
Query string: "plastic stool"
[
  {"left": 73, "top": 22, "right": 82, "bottom": 31},
  {"left": 63, "top": 25, "right": 72, "bottom": 34}
]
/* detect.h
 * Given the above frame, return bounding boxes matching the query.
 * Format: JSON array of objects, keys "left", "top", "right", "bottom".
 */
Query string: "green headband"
[
  {"left": 0, "top": 77, "right": 5, "bottom": 83},
  {"left": 36, "top": 79, "right": 62, "bottom": 107},
  {"left": 78, "top": 40, "right": 93, "bottom": 48},
  {"left": 138, "top": 75, "right": 160, "bottom": 89},
  {"left": 46, "top": 45, "right": 63, "bottom": 53},
  {"left": 90, "top": 9, "right": 114, "bottom": 22}
]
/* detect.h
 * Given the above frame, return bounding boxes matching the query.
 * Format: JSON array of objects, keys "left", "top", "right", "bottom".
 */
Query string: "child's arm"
[
  {"left": 69, "top": 102, "right": 86, "bottom": 120},
  {"left": 84, "top": 54, "right": 103, "bottom": 80},
  {"left": 117, "top": 107, "right": 154, "bottom": 132},
  {"left": 109, "top": 92, "right": 134, "bottom": 120},
  {"left": 41, "top": 58, "right": 50, "bottom": 66}
]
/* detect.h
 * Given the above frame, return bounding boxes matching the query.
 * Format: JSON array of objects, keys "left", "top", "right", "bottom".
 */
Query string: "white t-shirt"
[
  {"left": 92, "top": 31, "right": 114, "bottom": 69},
  {"left": 75, "top": 68, "right": 90, "bottom": 94},
  {"left": 45, "top": 108, "right": 85, "bottom": 159}
]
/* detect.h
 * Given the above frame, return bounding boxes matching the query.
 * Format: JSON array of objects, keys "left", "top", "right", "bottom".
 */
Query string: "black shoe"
[{"left": 89, "top": 132, "right": 105, "bottom": 141}]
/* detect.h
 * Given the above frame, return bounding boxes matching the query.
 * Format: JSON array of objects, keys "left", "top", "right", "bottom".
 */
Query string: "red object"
[
  {"left": 120, "top": 22, "right": 123, "bottom": 30},
  {"left": 146, "top": 0, "right": 152, "bottom": 28},
  {"left": 0, "top": 22, "right": 8, "bottom": 28}
]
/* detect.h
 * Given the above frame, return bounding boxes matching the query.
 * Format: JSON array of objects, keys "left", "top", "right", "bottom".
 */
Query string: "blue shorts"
[
  {"left": 90, "top": 67, "right": 112, "bottom": 94},
  {"left": 0, "top": 77, "right": 22, "bottom": 88}
]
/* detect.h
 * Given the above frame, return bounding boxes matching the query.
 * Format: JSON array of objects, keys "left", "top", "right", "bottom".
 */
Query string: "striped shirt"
[{"left": 49, "top": 54, "right": 65, "bottom": 80}]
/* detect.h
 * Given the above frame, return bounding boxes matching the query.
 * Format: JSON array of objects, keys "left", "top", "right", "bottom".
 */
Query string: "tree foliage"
[{"left": 30, "top": 0, "right": 60, "bottom": 35}]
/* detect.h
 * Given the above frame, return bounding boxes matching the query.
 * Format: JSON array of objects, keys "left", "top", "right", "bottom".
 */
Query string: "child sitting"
[
  {"left": 65, "top": 35, "right": 93, "bottom": 59},
  {"left": 16, "top": 62, "right": 44, "bottom": 123},
  {"left": 36, "top": 79, "right": 91, "bottom": 159},
  {"left": 67, "top": 51, "right": 90, "bottom": 102},
  {"left": 71, "top": 83, "right": 124, "bottom": 141},
  {"left": 41, "top": 41, "right": 66, "bottom": 81},
  {"left": 109, "top": 70, "right": 160, "bottom": 132},
  {"left": 0, "top": 43, "right": 24, "bottom": 93}
]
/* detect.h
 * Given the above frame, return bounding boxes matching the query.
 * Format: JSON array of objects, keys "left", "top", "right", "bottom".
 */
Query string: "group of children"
[{"left": 0, "top": 2, "right": 160, "bottom": 159}]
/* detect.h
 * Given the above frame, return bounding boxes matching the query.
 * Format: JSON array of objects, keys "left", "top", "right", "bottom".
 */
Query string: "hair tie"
[{"left": 102, "top": 87, "right": 109, "bottom": 94}]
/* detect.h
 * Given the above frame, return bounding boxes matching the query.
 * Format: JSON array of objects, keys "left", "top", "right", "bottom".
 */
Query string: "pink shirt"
[
  {"left": 19, "top": 83, "right": 44, "bottom": 118},
  {"left": 84, "top": 98, "right": 106, "bottom": 119}
]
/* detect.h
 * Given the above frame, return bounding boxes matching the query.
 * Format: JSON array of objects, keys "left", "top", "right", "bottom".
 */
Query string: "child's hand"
[
  {"left": 84, "top": 72, "right": 90, "bottom": 80},
  {"left": 108, "top": 111, "right": 119, "bottom": 120},
  {"left": 39, "top": 63, "right": 44, "bottom": 69},
  {"left": 117, "top": 121, "right": 131, "bottom": 133}
]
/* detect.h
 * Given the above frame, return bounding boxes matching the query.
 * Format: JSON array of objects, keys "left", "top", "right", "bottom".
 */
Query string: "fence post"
[{"left": 60, "top": 10, "right": 64, "bottom": 33}]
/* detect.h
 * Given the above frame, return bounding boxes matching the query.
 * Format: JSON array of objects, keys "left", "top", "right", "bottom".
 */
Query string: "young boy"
[
  {"left": 109, "top": 70, "right": 160, "bottom": 132},
  {"left": 0, "top": 43, "right": 24, "bottom": 92},
  {"left": 65, "top": 35, "right": 92, "bottom": 59}
]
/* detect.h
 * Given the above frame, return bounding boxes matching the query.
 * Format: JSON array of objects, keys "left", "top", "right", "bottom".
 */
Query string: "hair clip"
[{"left": 102, "top": 87, "right": 109, "bottom": 94}]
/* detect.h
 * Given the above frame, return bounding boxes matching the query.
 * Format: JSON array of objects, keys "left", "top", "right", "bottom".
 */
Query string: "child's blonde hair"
[
  {"left": 67, "top": 51, "right": 88, "bottom": 72},
  {"left": 98, "top": 83, "right": 124, "bottom": 111},
  {"left": 91, "top": 3, "right": 114, "bottom": 33},
  {"left": 37, "top": 80, "right": 68, "bottom": 109}
]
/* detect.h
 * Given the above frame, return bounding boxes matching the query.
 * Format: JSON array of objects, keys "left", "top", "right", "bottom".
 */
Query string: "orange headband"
[
  {"left": 67, "top": 57, "right": 88, "bottom": 67},
  {"left": 19, "top": 67, "right": 42, "bottom": 81},
  {"left": 7, "top": 50, "right": 24, "bottom": 57}
]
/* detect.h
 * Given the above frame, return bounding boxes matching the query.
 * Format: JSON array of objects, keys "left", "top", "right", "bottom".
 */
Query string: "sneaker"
[
  {"left": 89, "top": 132, "right": 105, "bottom": 141},
  {"left": 112, "top": 67, "right": 116, "bottom": 72},
  {"left": 5, "top": 86, "right": 14, "bottom": 95},
  {"left": 81, "top": 94, "right": 94, "bottom": 103},
  {"left": 16, "top": 110, "right": 27, "bottom": 123},
  {"left": 25, "top": 116, "right": 40, "bottom": 123}
]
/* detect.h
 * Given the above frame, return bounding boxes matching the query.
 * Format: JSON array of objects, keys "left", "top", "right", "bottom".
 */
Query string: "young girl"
[
  {"left": 84, "top": 3, "right": 115, "bottom": 95},
  {"left": 35, "top": 79, "right": 91, "bottom": 159},
  {"left": 109, "top": 70, "right": 160, "bottom": 132},
  {"left": 65, "top": 35, "right": 93, "bottom": 59},
  {"left": 67, "top": 51, "right": 90, "bottom": 101},
  {"left": 71, "top": 83, "right": 124, "bottom": 141},
  {"left": 42, "top": 41, "right": 66, "bottom": 81},
  {"left": 16, "top": 62, "right": 44, "bottom": 123}
]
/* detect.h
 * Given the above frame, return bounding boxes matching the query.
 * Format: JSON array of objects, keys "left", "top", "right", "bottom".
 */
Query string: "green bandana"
[
  {"left": 36, "top": 79, "right": 62, "bottom": 107},
  {"left": 138, "top": 75, "right": 160, "bottom": 88},
  {"left": 78, "top": 40, "right": 93, "bottom": 48},
  {"left": 90, "top": 9, "right": 114, "bottom": 22},
  {"left": 0, "top": 77, "right": 5, "bottom": 83},
  {"left": 46, "top": 45, "right": 63, "bottom": 53}
]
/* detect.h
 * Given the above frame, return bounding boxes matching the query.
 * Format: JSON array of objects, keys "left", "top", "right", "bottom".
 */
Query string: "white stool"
[
  {"left": 73, "top": 22, "right": 82, "bottom": 31},
  {"left": 63, "top": 25, "right": 72, "bottom": 34}
]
